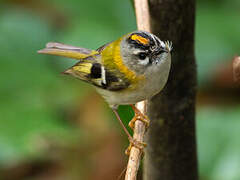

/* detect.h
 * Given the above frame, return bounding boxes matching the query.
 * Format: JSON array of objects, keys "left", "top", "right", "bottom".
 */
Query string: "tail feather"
[{"left": 38, "top": 42, "right": 98, "bottom": 60}]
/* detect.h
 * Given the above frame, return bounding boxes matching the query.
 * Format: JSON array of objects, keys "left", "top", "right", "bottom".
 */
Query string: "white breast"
[{"left": 96, "top": 54, "right": 171, "bottom": 108}]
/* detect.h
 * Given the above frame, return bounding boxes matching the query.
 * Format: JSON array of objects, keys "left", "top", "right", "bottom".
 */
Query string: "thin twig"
[
  {"left": 125, "top": 0, "right": 151, "bottom": 179},
  {"left": 134, "top": 0, "right": 151, "bottom": 32},
  {"left": 125, "top": 101, "right": 147, "bottom": 180}
]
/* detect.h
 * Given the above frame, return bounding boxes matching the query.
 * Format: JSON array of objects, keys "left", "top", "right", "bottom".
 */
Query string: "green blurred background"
[{"left": 0, "top": 0, "right": 240, "bottom": 179}]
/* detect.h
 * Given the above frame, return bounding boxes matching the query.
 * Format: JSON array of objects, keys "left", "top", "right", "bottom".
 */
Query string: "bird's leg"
[
  {"left": 112, "top": 108, "right": 132, "bottom": 141},
  {"left": 128, "top": 104, "right": 150, "bottom": 129},
  {"left": 112, "top": 108, "right": 146, "bottom": 155}
]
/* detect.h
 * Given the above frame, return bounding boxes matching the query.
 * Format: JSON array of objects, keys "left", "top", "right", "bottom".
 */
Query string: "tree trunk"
[{"left": 144, "top": 0, "right": 198, "bottom": 180}]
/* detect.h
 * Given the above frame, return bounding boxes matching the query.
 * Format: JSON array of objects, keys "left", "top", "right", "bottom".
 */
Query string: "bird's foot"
[
  {"left": 125, "top": 137, "right": 147, "bottom": 156},
  {"left": 129, "top": 105, "right": 150, "bottom": 129}
]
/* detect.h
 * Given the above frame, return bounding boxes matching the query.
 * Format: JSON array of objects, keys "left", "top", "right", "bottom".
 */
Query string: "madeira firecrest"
[{"left": 38, "top": 31, "right": 172, "bottom": 154}]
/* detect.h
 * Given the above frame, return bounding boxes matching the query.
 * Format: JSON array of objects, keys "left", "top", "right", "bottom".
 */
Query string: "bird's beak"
[
  {"left": 161, "top": 48, "right": 169, "bottom": 53},
  {"left": 38, "top": 42, "right": 98, "bottom": 60}
]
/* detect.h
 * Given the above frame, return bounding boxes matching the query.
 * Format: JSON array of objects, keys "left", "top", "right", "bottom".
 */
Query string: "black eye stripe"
[
  {"left": 154, "top": 48, "right": 167, "bottom": 55},
  {"left": 138, "top": 52, "right": 148, "bottom": 60}
]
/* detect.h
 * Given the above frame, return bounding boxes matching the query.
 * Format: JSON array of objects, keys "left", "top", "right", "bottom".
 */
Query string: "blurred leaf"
[
  {"left": 196, "top": 3, "right": 240, "bottom": 85},
  {"left": 197, "top": 105, "right": 240, "bottom": 180},
  {"left": 0, "top": 9, "right": 87, "bottom": 164}
]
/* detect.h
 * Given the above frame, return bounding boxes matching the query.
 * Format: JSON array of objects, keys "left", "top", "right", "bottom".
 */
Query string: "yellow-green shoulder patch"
[
  {"left": 73, "top": 62, "right": 92, "bottom": 74},
  {"left": 101, "top": 38, "right": 145, "bottom": 87}
]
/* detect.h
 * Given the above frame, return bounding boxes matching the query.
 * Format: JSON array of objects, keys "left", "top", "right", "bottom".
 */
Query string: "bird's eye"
[{"left": 138, "top": 52, "right": 147, "bottom": 60}]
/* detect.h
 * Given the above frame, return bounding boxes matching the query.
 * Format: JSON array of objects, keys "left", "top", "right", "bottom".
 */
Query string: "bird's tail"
[{"left": 38, "top": 42, "right": 98, "bottom": 60}]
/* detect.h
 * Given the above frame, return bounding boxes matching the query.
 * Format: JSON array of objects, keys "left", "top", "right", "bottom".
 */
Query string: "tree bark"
[{"left": 144, "top": 0, "right": 198, "bottom": 180}]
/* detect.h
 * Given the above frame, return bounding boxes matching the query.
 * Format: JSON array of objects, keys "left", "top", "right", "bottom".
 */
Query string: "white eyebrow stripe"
[
  {"left": 133, "top": 49, "right": 145, "bottom": 55},
  {"left": 150, "top": 34, "right": 157, "bottom": 45},
  {"left": 150, "top": 34, "right": 165, "bottom": 50},
  {"left": 101, "top": 66, "right": 106, "bottom": 85},
  {"left": 160, "top": 40, "right": 165, "bottom": 48},
  {"left": 150, "top": 34, "right": 159, "bottom": 51}
]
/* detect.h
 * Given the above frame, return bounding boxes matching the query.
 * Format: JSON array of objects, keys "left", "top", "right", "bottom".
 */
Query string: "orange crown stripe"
[{"left": 131, "top": 34, "right": 149, "bottom": 45}]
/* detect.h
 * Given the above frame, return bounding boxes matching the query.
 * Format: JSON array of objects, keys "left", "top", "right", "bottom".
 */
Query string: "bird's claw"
[
  {"left": 125, "top": 137, "right": 147, "bottom": 156},
  {"left": 128, "top": 114, "right": 150, "bottom": 129}
]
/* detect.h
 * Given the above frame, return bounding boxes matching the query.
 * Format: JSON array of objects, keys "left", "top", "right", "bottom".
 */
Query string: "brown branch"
[
  {"left": 233, "top": 56, "right": 240, "bottom": 83},
  {"left": 125, "top": 0, "right": 151, "bottom": 179}
]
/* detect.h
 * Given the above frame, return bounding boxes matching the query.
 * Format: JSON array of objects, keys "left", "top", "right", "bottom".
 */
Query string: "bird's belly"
[
  {"left": 96, "top": 88, "right": 147, "bottom": 107},
  {"left": 96, "top": 73, "right": 168, "bottom": 107}
]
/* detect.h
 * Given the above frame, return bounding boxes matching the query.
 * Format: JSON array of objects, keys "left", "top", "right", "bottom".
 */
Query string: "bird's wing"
[
  {"left": 38, "top": 42, "right": 130, "bottom": 91},
  {"left": 38, "top": 42, "right": 98, "bottom": 60},
  {"left": 64, "top": 61, "right": 130, "bottom": 91}
]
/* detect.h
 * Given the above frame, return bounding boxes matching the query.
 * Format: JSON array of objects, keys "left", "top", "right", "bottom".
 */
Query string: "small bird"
[{"left": 38, "top": 31, "right": 172, "bottom": 154}]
